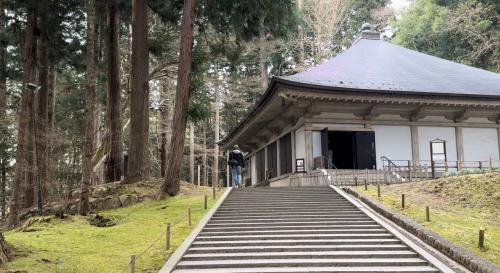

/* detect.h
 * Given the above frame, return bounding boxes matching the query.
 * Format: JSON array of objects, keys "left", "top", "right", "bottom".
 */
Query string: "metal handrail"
[{"left": 381, "top": 156, "right": 402, "bottom": 173}]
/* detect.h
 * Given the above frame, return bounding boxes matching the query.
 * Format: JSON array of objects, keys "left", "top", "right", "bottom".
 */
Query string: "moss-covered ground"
[
  {"left": 354, "top": 173, "right": 500, "bottom": 266},
  {"left": 1, "top": 186, "right": 221, "bottom": 273}
]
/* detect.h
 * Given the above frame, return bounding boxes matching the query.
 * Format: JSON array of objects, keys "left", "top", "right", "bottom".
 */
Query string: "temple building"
[{"left": 219, "top": 26, "right": 500, "bottom": 186}]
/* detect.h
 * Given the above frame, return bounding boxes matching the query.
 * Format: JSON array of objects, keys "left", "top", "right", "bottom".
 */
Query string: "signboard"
[{"left": 296, "top": 158, "right": 306, "bottom": 173}]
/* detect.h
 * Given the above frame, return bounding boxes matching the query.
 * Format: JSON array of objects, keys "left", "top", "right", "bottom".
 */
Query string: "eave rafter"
[
  {"left": 446, "top": 109, "right": 472, "bottom": 123},
  {"left": 487, "top": 114, "right": 500, "bottom": 124},
  {"left": 400, "top": 106, "right": 427, "bottom": 121},
  {"left": 354, "top": 104, "right": 380, "bottom": 120}
]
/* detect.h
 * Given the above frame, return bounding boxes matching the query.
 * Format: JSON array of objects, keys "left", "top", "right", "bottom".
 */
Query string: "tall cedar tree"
[
  {"left": 126, "top": 0, "right": 149, "bottom": 183},
  {"left": 37, "top": 0, "right": 50, "bottom": 207},
  {"left": 0, "top": 0, "right": 7, "bottom": 217},
  {"left": 9, "top": 9, "right": 36, "bottom": 226},
  {"left": 105, "top": 0, "right": 123, "bottom": 182},
  {"left": 80, "top": 0, "right": 96, "bottom": 215},
  {"left": 160, "top": 0, "right": 196, "bottom": 196}
]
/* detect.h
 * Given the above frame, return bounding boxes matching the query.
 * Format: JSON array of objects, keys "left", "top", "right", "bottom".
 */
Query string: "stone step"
[
  {"left": 172, "top": 266, "right": 440, "bottom": 273},
  {"left": 214, "top": 211, "right": 365, "bottom": 217},
  {"left": 208, "top": 217, "right": 372, "bottom": 223},
  {"left": 182, "top": 250, "right": 419, "bottom": 261},
  {"left": 211, "top": 214, "right": 368, "bottom": 220},
  {"left": 191, "top": 238, "right": 403, "bottom": 247},
  {"left": 186, "top": 244, "right": 411, "bottom": 254},
  {"left": 195, "top": 233, "right": 394, "bottom": 242},
  {"left": 216, "top": 208, "right": 360, "bottom": 213},
  {"left": 220, "top": 202, "right": 354, "bottom": 206},
  {"left": 205, "top": 220, "right": 377, "bottom": 227},
  {"left": 200, "top": 228, "right": 389, "bottom": 236},
  {"left": 218, "top": 204, "right": 354, "bottom": 211},
  {"left": 202, "top": 224, "right": 383, "bottom": 232},
  {"left": 175, "top": 258, "right": 430, "bottom": 269}
]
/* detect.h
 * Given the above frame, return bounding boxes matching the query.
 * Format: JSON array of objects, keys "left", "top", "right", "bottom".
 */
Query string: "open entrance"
[{"left": 321, "top": 130, "right": 376, "bottom": 169}]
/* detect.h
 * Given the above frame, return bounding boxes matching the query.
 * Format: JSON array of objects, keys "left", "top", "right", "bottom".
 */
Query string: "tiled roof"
[{"left": 281, "top": 36, "right": 500, "bottom": 97}]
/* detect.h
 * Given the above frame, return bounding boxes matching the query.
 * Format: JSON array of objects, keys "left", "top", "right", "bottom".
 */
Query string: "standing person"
[{"left": 229, "top": 145, "right": 244, "bottom": 187}]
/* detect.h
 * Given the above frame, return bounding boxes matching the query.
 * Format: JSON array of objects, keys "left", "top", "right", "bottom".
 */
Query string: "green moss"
[
  {"left": 2, "top": 190, "right": 221, "bottom": 273},
  {"left": 356, "top": 177, "right": 500, "bottom": 266}
]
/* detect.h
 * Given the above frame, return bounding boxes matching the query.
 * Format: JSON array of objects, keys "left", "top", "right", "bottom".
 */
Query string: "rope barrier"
[{"left": 118, "top": 194, "right": 214, "bottom": 273}]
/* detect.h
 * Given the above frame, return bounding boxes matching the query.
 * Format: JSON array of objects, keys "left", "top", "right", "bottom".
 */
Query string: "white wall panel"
[
  {"left": 312, "top": 131, "right": 322, "bottom": 158},
  {"left": 251, "top": 155, "right": 257, "bottom": 185},
  {"left": 372, "top": 126, "right": 412, "bottom": 169},
  {"left": 463, "top": 128, "right": 499, "bottom": 162},
  {"left": 418, "top": 127, "right": 457, "bottom": 162},
  {"left": 295, "top": 126, "right": 305, "bottom": 160}
]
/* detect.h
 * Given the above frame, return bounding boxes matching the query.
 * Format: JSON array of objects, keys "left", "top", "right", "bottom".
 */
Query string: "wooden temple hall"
[{"left": 219, "top": 25, "right": 500, "bottom": 186}]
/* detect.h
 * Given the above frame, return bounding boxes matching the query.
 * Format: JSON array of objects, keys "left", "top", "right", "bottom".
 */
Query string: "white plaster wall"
[
  {"left": 418, "top": 127, "right": 457, "bottom": 162},
  {"left": 372, "top": 125, "right": 412, "bottom": 169},
  {"left": 251, "top": 155, "right": 257, "bottom": 185},
  {"left": 295, "top": 126, "right": 305, "bottom": 160},
  {"left": 312, "top": 131, "right": 322, "bottom": 158},
  {"left": 462, "top": 128, "right": 499, "bottom": 162}
]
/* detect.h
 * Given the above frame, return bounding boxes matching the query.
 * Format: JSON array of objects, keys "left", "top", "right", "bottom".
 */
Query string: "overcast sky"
[{"left": 391, "top": 0, "right": 413, "bottom": 14}]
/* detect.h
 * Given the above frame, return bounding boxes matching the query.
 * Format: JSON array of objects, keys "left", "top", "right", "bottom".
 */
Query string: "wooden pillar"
[
  {"left": 226, "top": 151, "right": 230, "bottom": 187},
  {"left": 264, "top": 145, "right": 268, "bottom": 179},
  {"left": 291, "top": 130, "right": 296, "bottom": 172},
  {"left": 497, "top": 128, "right": 500, "bottom": 161},
  {"left": 305, "top": 125, "right": 313, "bottom": 171},
  {"left": 276, "top": 138, "right": 281, "bottom": 176},
  {"left": 410, "top": 125, "right": 419, "bottom": 166},
  {"left": 455, "top": 127, "right": 464, "bottom": 163}
]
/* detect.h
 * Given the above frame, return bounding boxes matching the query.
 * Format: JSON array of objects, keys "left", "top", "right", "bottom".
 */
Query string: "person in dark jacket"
[{"left": 229, "top": 145, "right": 245, "bottom": 187}]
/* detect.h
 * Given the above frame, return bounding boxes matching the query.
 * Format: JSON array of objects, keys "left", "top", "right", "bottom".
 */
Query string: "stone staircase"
[{"left": 171, "top": 187, "right": 442, "bottom": 273}]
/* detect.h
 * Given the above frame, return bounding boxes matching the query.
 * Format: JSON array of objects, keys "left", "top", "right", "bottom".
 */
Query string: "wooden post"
[
  {"left": 489, "top": 157, "right": 492, "bottom": 171},
  {"left": 130, "top": 255, "right": 136, "bottom": 273},
  {"left": 166, "top": 223, "right": 171, "bottom": 250},
  {"left": 204, "top": 195, "right": 208, "bottom": 210},
  {"left": 188, "top": 207, "right": 192, "bottom": 226},
  {"left": 431, "top": 160, "right": 436, "bottom": 179},
  {"left": 479, "top": 161, "right": 483, "bottom": 170},
  {"left": 445, "top": 160, "right": 448, "bottom": 173},
  {"left": 354, "top": 177, "right": 358, "bottom": 187},
  {"left": 377, "top": 184, "right": 381, "bottom": 198},
  {"left": 401, "top": 194, "right": 405, "bottom": 209},
  {"left": 457, "top": 161, "right": 461, "bottom": 172},
  {"left": 212, "top": 186, "right": 215, "bottom": 199},
  {"left": 364, "top": 179, "right": 367, "bottom": 190},
  {"left": 425, "top": 165, "right": 429, "bottom": 180},
  {"left": 365, "top": 169, "right": 369, "bottom": 184},
  {"left": 478, "top": 229, "right": 485, "bottom": 248},
  {"left": 425, "top": 206, "right": 430, "bottom": 222}
]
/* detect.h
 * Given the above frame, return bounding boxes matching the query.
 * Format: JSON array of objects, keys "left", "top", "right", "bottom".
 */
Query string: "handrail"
[{"left": 381, "top": 156, "right": 402, "bottom": 173}]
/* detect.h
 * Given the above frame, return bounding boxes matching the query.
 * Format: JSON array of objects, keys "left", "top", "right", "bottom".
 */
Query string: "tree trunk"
[
  {"left": 189, "top": 122, "right": 195, "bottom": 183},
  {"left": 0, "top": 0, "right": 6, "bottom": 218},
  {"left": 297, "top": 0, "right": 305, "bottom": 66},
  {"left": 0, "top": 232, "right": 9, "bottom": 264},
  {"left": 126, "top": 0, "right": 149, "bottom": 183},
  {"left": 158, "top": 87, "right": 171, "bottom": 177},
  {"left": 80, "top": 0, "right": 96, "bottom": 215},
  {"left": 37, "top": 0, "right": 50, "bottom": 209},
  {"left": 160, "top": 0, "right": 196, "bottom": 197},
  {"left": 0, "top": 160, "right": 5, "bottom": 218},
  {"left": 104, "top": 0, "right": 123, "bottom": 182},
  {"left": 212, "top": 88, "right": 220, "bottom": 188},
  {"left": 202, "top": 122, "right": 207, "bottom": 186},
  {"left": 9, "top": 9, "right": 36, "bottom": 226},
  {"left": 47, "top": 64, "right": 56, "bottom": 129},
  {"left": 258, "top": 33, "right": 268, "bottom": 89}
]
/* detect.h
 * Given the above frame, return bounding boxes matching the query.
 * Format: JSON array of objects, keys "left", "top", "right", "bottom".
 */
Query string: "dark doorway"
[{"left": 324, "top": 130, "right": 376, "bottom": 169}]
